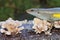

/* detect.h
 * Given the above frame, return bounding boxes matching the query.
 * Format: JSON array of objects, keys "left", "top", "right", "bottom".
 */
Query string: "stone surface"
[
  {"left": 0, "top": 20, "right": 60, "bottom": 40},
  {"left": 0, "top": 29, "right": 60, "bottom": 40}
]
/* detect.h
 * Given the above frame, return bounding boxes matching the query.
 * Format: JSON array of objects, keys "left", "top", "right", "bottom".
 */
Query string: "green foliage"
[
  {"left": 0, "top": 7, "right": 14, "bottom": 21},
  {"left": 24, "top": 0, "right": 40, "bottom": 10},
  {"left": 47, "top": 0, "right": 60, "bottom": 7},
  {"left": 0, "top": 0, "right": 60, "bottom": 20}
]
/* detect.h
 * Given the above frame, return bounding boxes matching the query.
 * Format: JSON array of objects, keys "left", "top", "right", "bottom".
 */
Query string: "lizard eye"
[{"left": 31, "top": 9, "right": 34, "bottom": 11}]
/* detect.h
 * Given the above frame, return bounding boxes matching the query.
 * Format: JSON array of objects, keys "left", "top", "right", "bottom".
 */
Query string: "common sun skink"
[{"left": 26, "top": 8, "right": 60, "bottom": 21}]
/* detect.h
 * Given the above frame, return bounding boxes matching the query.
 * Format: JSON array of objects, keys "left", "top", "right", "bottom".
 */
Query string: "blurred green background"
[{"left": 0, "top": 0, "right": 60, "bottom": 21}]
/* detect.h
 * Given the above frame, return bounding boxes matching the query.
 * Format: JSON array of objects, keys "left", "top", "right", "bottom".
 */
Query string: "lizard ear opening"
[{"left": 37, "top": 12, "right": 40, "bottom": 14}]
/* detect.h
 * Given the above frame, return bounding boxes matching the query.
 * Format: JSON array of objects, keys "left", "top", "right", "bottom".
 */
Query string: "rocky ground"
[{"left": 0, "top": 28, "right": 60, "bottom": 40}]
